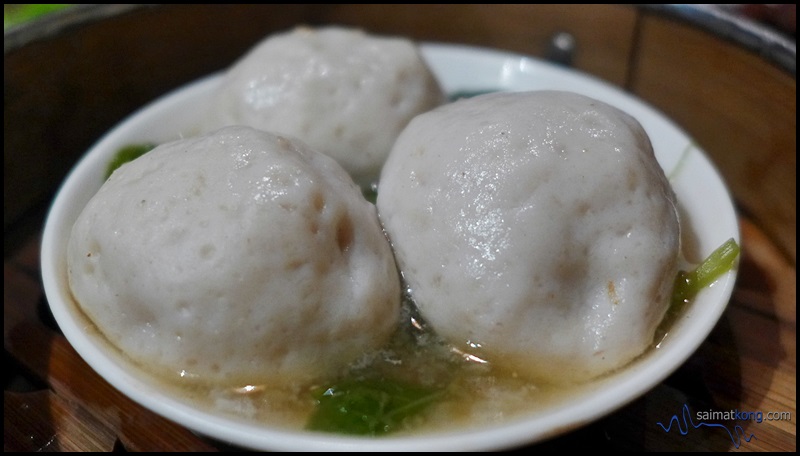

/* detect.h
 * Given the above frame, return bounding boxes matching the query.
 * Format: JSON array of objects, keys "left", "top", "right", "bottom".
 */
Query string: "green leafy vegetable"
[
  {"left": 105, "top": 143, "right": 156, "bottom": 179},
  {"left": 362, "top": 186, "right": 378, "bottom": 204},
  {"left": 305, "top": 377, "right": 444, "bottom": 436},
  {"left": 671, "top": 237, "right": 740, "bottom": 307},
  {"left": 447, "top": 89, "right": 497, "bottom": 101},
  {"left": 4, "top": 4, "right": 72, "bottom": 30}
]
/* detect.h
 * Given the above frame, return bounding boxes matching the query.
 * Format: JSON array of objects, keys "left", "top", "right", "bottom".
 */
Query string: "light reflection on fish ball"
[
  {"left": 67, "top": 126, "right": 401, "bottom": 387},
  {"left": 377, "top": 90, "right": 681, "bottom": 383}
]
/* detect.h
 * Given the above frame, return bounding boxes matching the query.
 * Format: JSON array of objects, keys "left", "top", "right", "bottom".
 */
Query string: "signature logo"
[{"left": 657, "top": 404, "right": 757, "bottom": 449}]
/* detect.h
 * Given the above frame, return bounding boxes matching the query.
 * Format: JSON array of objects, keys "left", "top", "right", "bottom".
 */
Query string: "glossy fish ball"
[
  {"left": 203, "top": 26, "right": 446, "bottom": 188},
  {"left": 377, "top": 90, "right": 681, "bottom": 382},
  {"left": 67, "top": 126, "right": 401, "bottom": 386}
]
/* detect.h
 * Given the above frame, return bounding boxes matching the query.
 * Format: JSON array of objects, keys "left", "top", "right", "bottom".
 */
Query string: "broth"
[{"left": 67, "top": 280, "right": 650, "bottom": 437}]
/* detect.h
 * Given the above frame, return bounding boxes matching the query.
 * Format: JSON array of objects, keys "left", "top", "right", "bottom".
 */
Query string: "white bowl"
[{"left": 41, "top": 43, "right": 740, "bottom": 451}]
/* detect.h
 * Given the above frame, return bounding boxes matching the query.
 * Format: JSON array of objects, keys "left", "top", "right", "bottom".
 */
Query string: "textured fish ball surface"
[
  {"left": 203, "top": 26, "right": 446, "bottom": 187},
  {"left": 67, "top": 126, "right": 401, "bottom": 385},
  {"left": 377, "top": 90, "right": 681, "bottom": 382}
]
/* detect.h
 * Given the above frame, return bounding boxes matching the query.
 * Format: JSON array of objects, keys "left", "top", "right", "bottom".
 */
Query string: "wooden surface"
[
  {"left": 632, "top": 10, "right": 797, "bottom": 263},
  {"left": 4, "top": 4, "right": 796, "bottom": 452}
]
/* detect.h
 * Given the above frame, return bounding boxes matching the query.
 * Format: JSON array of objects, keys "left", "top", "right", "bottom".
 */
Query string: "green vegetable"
[
  {"left": 305, "top": 377, "right": 444, "bottom": 436},
  {"left": 4, "top": 4, "right": 72, "bottom": 29},
  {"left": 655, "top": 237, "right": 740, "bottom": 344},
  {"left": 447, "top": 89, "right": 497, "bottom": 101},
  {"left": 105, "top": 143, "right": 156, "bottom": 179},
  {"left": 671, "top": 237, "right": 740, "bottom": 307},
  {"left": 362, "top": 186, "right": 378, "bottom": 204}
]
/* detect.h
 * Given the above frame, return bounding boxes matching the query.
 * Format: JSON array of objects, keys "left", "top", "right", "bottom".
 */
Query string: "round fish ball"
[
  {"left": 377, "top": 90, "right": 681, "bottom": 383},
  {"left": 67, "top": 126, "right": 401, "bottom": 386},
  {"left": 203, "top": 26, "right": 446, "bottom": 188}
]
